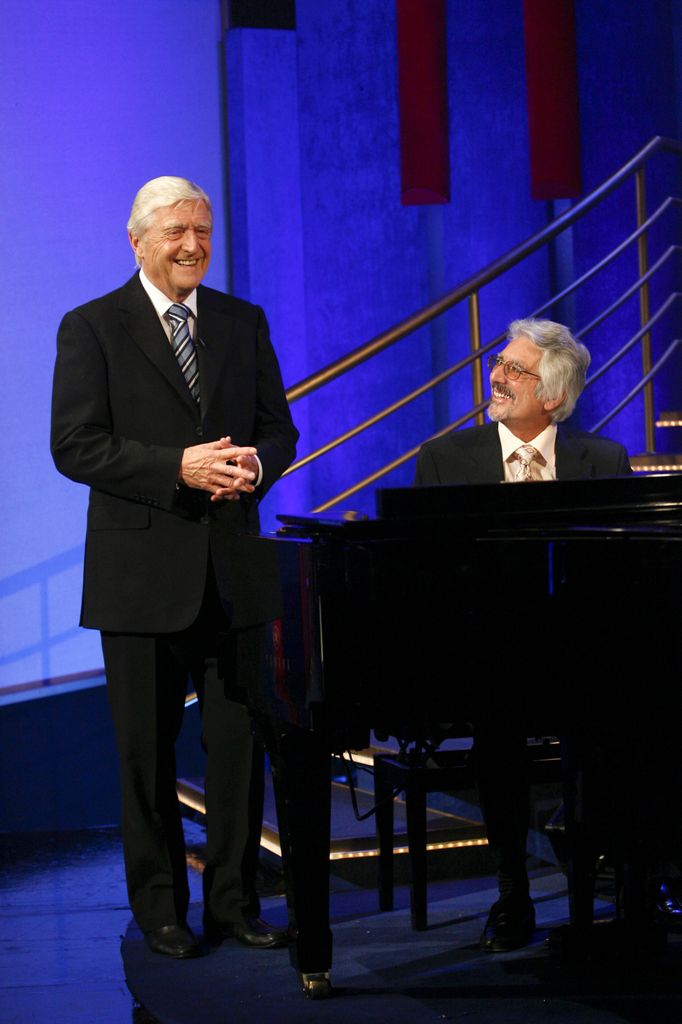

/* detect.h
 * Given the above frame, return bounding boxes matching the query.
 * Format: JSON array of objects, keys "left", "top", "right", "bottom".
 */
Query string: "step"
[
  {"left": 656, "top": 411, "right": 682, "bottom": 428},
  {"left": 178, "top": 737, "right": 491, "bottom": 878},
  {"left": 630, "top": 453, "right": 682, "bottom": 472},
  {"left": 178, "top": 766, "right": 492, "bottom": 887},
  {"left": 178, "top": 751, "right": 487, "bottom": 856},
  {"left": 177, "top": 735, "right": 562, "bottom": 885}
]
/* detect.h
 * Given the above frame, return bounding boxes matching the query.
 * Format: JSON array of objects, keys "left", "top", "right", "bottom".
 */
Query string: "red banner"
[
  {"left": 523, "top": 0, "right": 582, "bottom": 199},
  {"left": 396, "top": 0, "right": 450, "bottom": 205}
]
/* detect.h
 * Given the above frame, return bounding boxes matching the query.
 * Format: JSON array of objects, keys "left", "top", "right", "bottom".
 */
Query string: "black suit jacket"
[
  {"left": 51, "top": 274, "right": 298, "bottom": 633},
  {"left": 414, "top": 421, "right": 631, "bottom": 487}
]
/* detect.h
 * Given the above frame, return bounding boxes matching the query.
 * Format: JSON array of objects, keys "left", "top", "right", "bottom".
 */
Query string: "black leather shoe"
[
  {"left": 206, "top": 915, "right": 288, "bottom": 949},
  {"left": 480, "top": 898, "right": 535, "bottom": 952},
  {"left": 144, "top": 923, "right": 201, "bottom": 958}
]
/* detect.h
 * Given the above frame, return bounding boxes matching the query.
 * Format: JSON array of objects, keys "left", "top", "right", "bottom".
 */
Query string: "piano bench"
[{"left": 374, "top": 741, "right": 561, "bottom": 931}]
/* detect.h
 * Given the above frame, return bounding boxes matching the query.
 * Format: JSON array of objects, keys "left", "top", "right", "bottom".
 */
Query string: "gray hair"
[
  {"left": 507, "top": 318, "right": 591, "bottom": 422},
  {"left": 127, "top": 176, "right": 212, "bottom": 262}
]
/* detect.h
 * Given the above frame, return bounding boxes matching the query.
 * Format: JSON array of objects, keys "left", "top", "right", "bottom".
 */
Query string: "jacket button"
[
  {"left": 195, "top": 426, "right": 203, "bottom": 437},
  {"left": 199, "top": 515, "right": 210, "bottom": 525}
]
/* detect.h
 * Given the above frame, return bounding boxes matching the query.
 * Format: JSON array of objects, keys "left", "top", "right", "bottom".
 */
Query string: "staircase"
[
  {"left": 630, "top": 410, "right": 682, "bottom": 473},
  {"left": 177, "top": 739, "right": 497, "bottom": 889}
]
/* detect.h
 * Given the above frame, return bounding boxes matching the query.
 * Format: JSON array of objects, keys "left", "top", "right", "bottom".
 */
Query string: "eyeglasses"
[{"left": 487, "top": 355, "right": 542, "bottom": 381}]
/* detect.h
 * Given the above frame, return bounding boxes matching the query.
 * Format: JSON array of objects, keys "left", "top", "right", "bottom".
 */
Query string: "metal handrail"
[
  {"left": 585, "top": 294, "right": 680, "bottom": 388},
  {"left": 311, "top": 402, "right": 490, "bottom": 513},
  {"left": 285, "top": 136, "right": 682, "bottom": 405},
  {"left": 284, "top": 246, "right": 680, "bottom": 480},
  {"left": 284, "top": 136, "right": 681, "bottom": 509},
  {"left": 590, "top": 339, "right": 682, "bottom": 434},
  {"left": 577, "top": 245, "right": 680, "bottom": 341},
  {"left": 548, "top": 200, "right": 680, "bottom": 328},
  {"left": 284, "top": 337, "right": 499, "bottom": 476}
]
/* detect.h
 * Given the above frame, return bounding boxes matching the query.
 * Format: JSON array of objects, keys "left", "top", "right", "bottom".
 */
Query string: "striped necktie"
[{"left": 166, "top": 303, "right": 200, "bottom": 404}]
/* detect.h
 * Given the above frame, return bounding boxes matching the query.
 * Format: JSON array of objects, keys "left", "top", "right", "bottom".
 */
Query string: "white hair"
[
  {"left": 127, "top": 176, "right": 212, "bottom": 263},
  {"left": 507, "top": 318, "right": 591, "bottom": 422}
]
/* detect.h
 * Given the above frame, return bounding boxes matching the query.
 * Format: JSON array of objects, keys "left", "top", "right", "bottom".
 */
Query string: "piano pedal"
[{"left": 299, "top": 971, "right": 332, "bottom": 999}]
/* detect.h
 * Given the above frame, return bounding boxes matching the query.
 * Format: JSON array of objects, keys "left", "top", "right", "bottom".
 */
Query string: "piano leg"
[
  {"left": 375, "top": 756, "right": 430, "bottom": 929},
  {"left": 375, "top": 759, "right": 395, "bottom": 912},
  {"left": 405, "top": 782, "right": 428, "bottom": 930},
  {"left": 558, "top": 732, "right": 668, "bottom": 960},
  {"left": 256, "top": 716, "right": 333, "bottom": 997},
  {"left": 558, "top": 734, "right": 599, "bottom": 955}
]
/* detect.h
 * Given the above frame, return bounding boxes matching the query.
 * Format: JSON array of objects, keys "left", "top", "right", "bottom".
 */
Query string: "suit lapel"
[
  {"left": 118, "top": 275, "right": 199, "bottom": 417},
  {"left": 196, "top": 288, "right": 235, "bottom": 421},
  {"left": 470, "top": 423, "right": 506, "bottom": 483},
  {"left": 555, "top": 428, "right": 594, "bottom": 479}
]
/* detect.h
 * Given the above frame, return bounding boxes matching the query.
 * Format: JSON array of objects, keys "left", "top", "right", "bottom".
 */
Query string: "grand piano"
[{"left": 249, "top": 472, "right": 682, "bottom": 996}]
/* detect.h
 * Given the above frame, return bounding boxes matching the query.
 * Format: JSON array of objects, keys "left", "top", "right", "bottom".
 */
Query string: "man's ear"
[
  {"left": 128, "top": 230, "right": 142, "bottom": 261},
  {"left": 543, "top": 394, "right": 564, "bottom": 414}
]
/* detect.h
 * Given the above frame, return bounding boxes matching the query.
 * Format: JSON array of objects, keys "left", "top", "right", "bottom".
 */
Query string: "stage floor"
[{"left": 3, "top": 823, "right": 682, "bottom": 1023}]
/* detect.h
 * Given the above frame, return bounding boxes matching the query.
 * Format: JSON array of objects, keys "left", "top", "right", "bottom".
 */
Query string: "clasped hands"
[{"left": 180, "top": 436, "right": 259, "bottom": 501}]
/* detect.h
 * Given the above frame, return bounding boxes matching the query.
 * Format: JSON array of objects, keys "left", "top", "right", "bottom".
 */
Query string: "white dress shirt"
[
  {"left": 137, "top": 269, "right": 263, "bottom": 485},
  {"left": 497, "top": 422, "right": 557, "bottom": 482},
  {"left": 139, "top": 268, "right": 199, "bottom": 339}
]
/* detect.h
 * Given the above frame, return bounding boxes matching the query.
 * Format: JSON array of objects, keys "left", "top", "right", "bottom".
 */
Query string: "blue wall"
[
  {"left": 2, "top": 0, "right": 681, "bottom": 687},
  {"left": 1, "top": 0, "right": 230, "bottom": 687}
]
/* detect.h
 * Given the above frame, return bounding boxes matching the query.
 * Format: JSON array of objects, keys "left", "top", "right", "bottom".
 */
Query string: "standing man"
[
  {"left": 51, "top": 177, "right": 298, "bottom": 959},
  {"left": 415, "top": 318, "right": 631, "bottom": 952}
]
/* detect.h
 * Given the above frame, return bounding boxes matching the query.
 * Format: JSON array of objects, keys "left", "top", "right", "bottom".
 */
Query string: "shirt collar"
[
  {"left": 138, "top": 269, "right": 198, "bottom": 319},
  {"left": 497, "top": 421, "right": 557, "bottom": 465}
]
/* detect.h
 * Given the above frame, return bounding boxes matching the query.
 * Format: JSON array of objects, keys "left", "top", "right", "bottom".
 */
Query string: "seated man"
[{"left": 415, "top": 317, "right": 631, "bottom": 952}]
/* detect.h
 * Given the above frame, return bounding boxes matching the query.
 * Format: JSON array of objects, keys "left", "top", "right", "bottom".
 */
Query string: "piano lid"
[
  {"left": 274, "top": 473, "right": 682, "bottom": 540},
  {"left": 377, "top": 472, "right": 682, "bottom": 529}
]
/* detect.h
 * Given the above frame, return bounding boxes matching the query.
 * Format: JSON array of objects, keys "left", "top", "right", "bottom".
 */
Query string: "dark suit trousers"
[
  {"left": 471, "top": 687, "right": 531, "bottom": 903},
  {"left": 473, "top": 725, "right": 530, "bottom": 902},
  {"left": 101, "top": 567, "right": 263, "bottom": 932}
]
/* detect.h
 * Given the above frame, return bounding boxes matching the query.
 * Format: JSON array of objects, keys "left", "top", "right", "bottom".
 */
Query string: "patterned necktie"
[
  {"left": 166, "top": 303, "right": 200, "bottom": 404},
  {"left": 513, "top": 444, "right": 544, "bottom": 481}
]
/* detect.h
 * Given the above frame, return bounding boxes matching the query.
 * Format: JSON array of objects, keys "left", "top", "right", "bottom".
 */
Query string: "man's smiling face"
[
  {"left": 488, "top": 334, "right": 561, "bottom": 441},
  {"left": 129, "top": 199, "right": 212, "bottom": 302}
]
